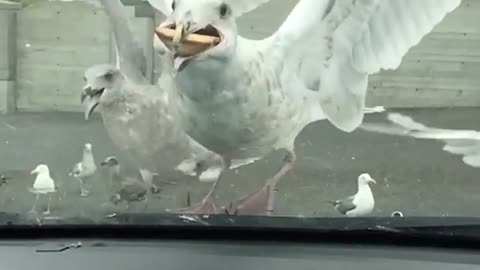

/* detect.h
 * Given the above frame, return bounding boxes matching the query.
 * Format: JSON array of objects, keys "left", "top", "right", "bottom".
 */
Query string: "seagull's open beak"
[
  {"left": 84, "top": 95, "right": 100, "bottom": 121},
  {"left": 81, "top": 86, "right": 103, "bottom": 121}
]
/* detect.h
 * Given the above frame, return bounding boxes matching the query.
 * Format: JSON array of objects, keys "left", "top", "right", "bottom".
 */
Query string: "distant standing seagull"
[
  {"left": 329, "top": 173, "right": 376, "bottom": 217},
  {"left": 101, "top": 156, "right": 151, "bottom": 210},
  {"left": 69, "top": 143, "right": 97, "bottom": 196},
  {"left": 30, "top": 164, "right": 56, "bottom": 214}
]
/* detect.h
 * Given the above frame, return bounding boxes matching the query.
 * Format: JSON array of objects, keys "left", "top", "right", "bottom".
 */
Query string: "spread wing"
[
  {"left": 360, "top": 113, "right": 480, "bottom": 167},
  {"left": 266, "top": 0, "right": 461, "bottom": 132},
  {"left": 99, "top": 0, "right": 147, "bottom": 83}
]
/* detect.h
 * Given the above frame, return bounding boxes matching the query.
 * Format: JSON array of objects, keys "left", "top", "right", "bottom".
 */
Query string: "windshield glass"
[{"left": 0, "top": 0, "right": 476, "bottom": 227}]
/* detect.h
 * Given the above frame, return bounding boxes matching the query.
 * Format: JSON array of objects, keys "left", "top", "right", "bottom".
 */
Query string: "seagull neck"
[
  {"left": 36, "top": 172, "right": 50, "bottom": 181},
  {"left": 109, "top": 165, "right": 121, "bottom": 177},
  {"left": 357, "top": 182, "right": 372, "bottom": 194},
  {"left": 112, "top": 76, "right": 126, "bottom": 89},
  {"left": 82, "top": 150, "right": 95, "bottom": 164},
  {"left": 232, "top": 37, "right": 260, "bottom": 66}
]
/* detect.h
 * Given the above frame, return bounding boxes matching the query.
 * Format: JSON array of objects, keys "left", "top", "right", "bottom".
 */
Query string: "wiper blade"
[
  {"left": 36, "top": 242, "right": 82, "bottom": 253},
  {"left": 362, "top": 223, "right": 480, "bottom": 239},
  {"left": 3, "top": 212, "right": 480, "bottom": 239}
]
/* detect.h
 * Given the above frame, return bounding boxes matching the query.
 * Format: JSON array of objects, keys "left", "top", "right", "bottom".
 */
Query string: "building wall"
[
  {"left": 0, "top": 0, "right": 20, "bottom": 113},
  {"left": 15, "top": 1, "right": 110, "bottom": 111},
  {"left": 9, "top": 0, "right": 480, "bottom": 111}
]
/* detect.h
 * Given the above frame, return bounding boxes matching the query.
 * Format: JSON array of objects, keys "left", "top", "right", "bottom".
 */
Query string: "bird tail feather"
[
  {"left": 359, "top": 112, "right": 426, "bottom": 137},
  {"left": 364, "top": 106, "right": 385, "bottom": 114},
  {"left": 360, "top": 112, "right": 480, "bottom": 168},
  {"left": 327, "top": 200, "right": 339, "bottom": 206}
]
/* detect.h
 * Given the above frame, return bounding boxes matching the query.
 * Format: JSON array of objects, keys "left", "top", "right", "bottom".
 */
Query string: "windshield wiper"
[
  {"left": 2, "top": 212, "right": 480, "bottom": 241},
  {"left": 36, "top": 242, "right": 82, "bottom": 253}
]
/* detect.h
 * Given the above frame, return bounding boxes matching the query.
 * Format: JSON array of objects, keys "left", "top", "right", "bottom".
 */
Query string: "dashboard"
[{"left": 1, "top": 239, "right": 479, "bottom": 269}]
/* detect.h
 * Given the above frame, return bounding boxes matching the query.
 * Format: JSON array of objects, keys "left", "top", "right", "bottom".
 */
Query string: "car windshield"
[{"left": 0, "top": 0, "right": 477, "bottom": 228}]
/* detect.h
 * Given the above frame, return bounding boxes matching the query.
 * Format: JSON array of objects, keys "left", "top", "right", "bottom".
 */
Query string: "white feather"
[
  {"left": 268, "top": 0, "right": 461, "bottom": 132},
  {"left": 361, "top": 112, "right": 480, "bottom": 168},
  {"left": 31, "top": 165, "right": 56, "bottom": 194}
]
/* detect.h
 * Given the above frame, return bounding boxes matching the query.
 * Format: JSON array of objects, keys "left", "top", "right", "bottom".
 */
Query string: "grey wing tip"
[{"left": 327, "top": 200, "right": 339, "bottom": 206}]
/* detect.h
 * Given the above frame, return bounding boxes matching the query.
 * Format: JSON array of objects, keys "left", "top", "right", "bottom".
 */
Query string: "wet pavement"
[{"left": 0, "top": 107, "right": 479, "bottom": 221}]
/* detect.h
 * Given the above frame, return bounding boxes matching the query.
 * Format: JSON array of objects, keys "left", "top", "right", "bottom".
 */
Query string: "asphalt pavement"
[{"left": 0, "top": 107, "right": 479, "bottom": 220}]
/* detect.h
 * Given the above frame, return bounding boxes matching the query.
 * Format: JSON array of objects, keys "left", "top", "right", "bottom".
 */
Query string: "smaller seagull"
[
  {"left": 101, "top": 156, "right": 152, "bottom": 211},
  {"left": 109, "top": 180, "right": 149, "bottom": 211},
  {"left": 329, "top": 173, "right": 376, "bottom": 217},
  {"left": 69, "top": 143, "right": 97, "bottom": 197},
  {"left": 30, "top": 164, "right": 56, "bottom": 214},
  {"left": 0, "top": 174, "right": 10, "bottom": 186}
]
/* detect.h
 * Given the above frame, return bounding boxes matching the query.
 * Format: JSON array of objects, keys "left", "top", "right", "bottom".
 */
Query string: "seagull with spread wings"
[{"left": 142, "top": 0, "right": 460, "bottom": 215}]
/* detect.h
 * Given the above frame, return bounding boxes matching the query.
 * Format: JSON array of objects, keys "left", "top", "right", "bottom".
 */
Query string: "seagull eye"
[
  {"left": 219, "top": 3, "right": 229, "bottom": 18},
  {"left": 104, "top": 72, "right": 113, "bottom": 81}
]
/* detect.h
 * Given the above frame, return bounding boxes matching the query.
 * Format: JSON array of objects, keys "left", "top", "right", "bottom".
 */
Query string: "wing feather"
[
  {"left": 360, "top": 112, "right": 480, "bottom": 168},
  {"left": 99, "top": 0, "right": 148, "bottom": 83},
  {"left": 267, "top": 0, "right": 461, "bottom": 132}
]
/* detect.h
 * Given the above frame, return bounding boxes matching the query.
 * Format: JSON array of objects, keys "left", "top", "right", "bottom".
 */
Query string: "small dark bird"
[
  {"left": 0, "top": 174, "right": 10, "bottom": 186},
  {"left": 101, "top": 156, "right": 155, "bottom": 211}
]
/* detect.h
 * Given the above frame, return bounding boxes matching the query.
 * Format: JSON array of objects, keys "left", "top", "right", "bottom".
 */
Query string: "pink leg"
[
  {"left": 171, "top": 176, "right": 221, "bottom": 215},
  {"left": 223, "top": 151, "right": 296, "bottom": 216},
  {"left": 170, "top": 158, "right": 229, "bottom": 215},
  {"left": 30, "top": 194, "right": 39, "bottom": 213},
  {"left": 43, "top": 195, "right": 52, "bottom": 215}
]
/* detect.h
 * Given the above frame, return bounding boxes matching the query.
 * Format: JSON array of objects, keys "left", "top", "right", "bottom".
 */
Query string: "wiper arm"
[
  {"left": 36, "top": 242, "right": 82, "bottom": 253},
  {"left": 3, "top": 212, "right": 480, "bottom": 240},
  {"left": 309, "top": 218, "right": 480, "bottom": 243}
]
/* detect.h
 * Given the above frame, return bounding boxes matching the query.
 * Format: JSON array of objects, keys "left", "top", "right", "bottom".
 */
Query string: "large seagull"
[
  {"left": 140, "top": 0, "right": 461, "bottom": 214},
  {"left": 82, "top": 0, "right": 228, "bottom": 199}
]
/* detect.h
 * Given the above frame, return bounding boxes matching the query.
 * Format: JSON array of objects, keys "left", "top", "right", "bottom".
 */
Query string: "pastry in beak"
[
  {"left": 172, "top": 23, "right": 184, "bottom": 45},
  {"left": 155, "top": 23, "right": 221, "bottom": 57}
]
